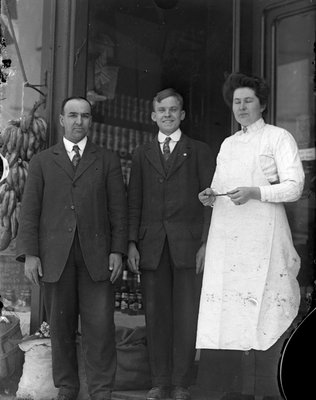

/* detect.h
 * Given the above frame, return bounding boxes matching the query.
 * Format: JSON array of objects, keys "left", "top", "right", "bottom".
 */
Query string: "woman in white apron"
[{"left": 196, "top": 73, "right": 304, "bottom": 400}]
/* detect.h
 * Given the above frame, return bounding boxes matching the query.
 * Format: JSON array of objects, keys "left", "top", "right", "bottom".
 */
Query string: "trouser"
[
  {"left": 43, "top": 232, "right": 116, "bottom": 399},
  {"left": 141, "top": 239, "right": 202, "bottom": 387}
]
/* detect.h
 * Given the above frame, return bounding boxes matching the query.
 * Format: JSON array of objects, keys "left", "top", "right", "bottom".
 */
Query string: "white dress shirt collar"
[
  {"left": 63, "top": 136, "right": 87, "bottom": 158},
  {"left": 158, "top": 129, "right": 182, "bottom": 143}
]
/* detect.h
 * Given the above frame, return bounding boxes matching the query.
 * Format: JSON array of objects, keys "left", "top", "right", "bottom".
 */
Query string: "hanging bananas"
[
  {"left": 1, "top": 113, "right": 47, "bottom": 161},
  {"left": 0, "top": 104, "right": 47, "bottom": 251}
]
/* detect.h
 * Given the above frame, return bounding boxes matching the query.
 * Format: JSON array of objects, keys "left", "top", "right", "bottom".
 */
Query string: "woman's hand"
[
  {"left": 227, "top": 187, "right": 261, "bottom": 205},
  {"left": 198, "top": 187, "right": 216, "bottom": 207}
]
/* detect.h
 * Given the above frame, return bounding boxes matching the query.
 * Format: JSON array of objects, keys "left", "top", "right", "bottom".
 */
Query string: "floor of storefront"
[
  {"left": 0, "top": 388, "right": 224, "bottom": 400},
  {"left": 111, "top": 387, "right": 223, "bottom": 400},
  {"left": 0, "top": 315, "right": 267, "bottom": 399}
]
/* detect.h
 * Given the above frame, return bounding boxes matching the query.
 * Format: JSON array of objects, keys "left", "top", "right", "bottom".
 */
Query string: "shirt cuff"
[{"left": 259, "top": 185, "right": 271, "bottom": 202}]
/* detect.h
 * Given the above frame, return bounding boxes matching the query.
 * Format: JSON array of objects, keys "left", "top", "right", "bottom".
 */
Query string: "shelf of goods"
[
  {"left": 90, "top": 95, "right": 155, "bottom": 186},
  {"left": 114, "top": 269, "right": 144, "bottom": 318}
]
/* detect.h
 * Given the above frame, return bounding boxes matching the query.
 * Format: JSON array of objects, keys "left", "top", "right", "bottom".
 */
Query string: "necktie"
[
  {"left": 162, "top": 137, "right": 171, "bottom": 160},
  {"left": 242, "top": 126, "right": 248, "bottom": 133},
  {"left": 72, "top": 145, "right": 81, "bottom": 168}
]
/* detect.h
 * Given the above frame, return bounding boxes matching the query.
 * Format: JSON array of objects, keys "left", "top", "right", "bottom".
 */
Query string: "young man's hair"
[{"left": 152, "top": 88, "right": 184, "bottom": 110}]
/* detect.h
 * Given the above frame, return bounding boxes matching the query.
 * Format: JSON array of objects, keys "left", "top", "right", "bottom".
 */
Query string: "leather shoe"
[
  {"left": 172, "top": 386, "right": 191, "bottom": 400},
  {"left": 146, "top": 386, "right": 170, "bottom": 400},
  {"left": 220, "top": 393, "right": 254, "bottom": 400}
]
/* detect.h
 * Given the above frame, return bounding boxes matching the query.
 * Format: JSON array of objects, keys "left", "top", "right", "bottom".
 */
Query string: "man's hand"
[
  {"left": 196, "top": 243, "right": 206, "bottom": 274},
  {"left": 109, "top": 253, "right": 123, "bottom": 283},
  {"left": 198, "top": 187, "right": 216, "bottom": 207},
  {"left": 25, "top": 255, "right": 43, "bottom": 285},
  {"left": 127, "top": 242, "right": 140, "bottom": 274}
]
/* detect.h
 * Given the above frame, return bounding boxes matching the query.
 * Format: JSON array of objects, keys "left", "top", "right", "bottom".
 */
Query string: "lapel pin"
[{"left": 183, "top": 153, "right": 187, "bottom": 156}]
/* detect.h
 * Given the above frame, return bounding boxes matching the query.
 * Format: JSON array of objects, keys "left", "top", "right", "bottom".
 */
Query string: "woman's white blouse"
[{"left": 213, "top": 118, "right": 305, "bottom": 203}]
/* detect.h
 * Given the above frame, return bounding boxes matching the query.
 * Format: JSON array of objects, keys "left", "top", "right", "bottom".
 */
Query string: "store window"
[{"left": 0, "top": 0, "right": 46, "bottom": 335}]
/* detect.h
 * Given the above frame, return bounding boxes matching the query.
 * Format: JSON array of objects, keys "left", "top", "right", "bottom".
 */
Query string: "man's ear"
[
  {"left": 151, "top": 112, "right": 157, "bottom": 122},
  {"left": 180, "top": 110, "right": 186, "bottom": 121},
  {"left": 59, "top": 114, "right": 65, "bottom": 127}
]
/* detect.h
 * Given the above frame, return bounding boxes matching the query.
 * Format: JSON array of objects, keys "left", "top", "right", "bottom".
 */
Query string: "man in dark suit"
[
  {"left": 127, "top": 88, "right": 214, "bottom": 400},
  {"left": 16, "top": 97, "right": 127, "bottom": 400}
]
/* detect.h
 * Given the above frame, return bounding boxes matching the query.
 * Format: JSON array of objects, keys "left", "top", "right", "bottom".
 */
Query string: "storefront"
[{"left": 0, "top": 0, "right": 315, "bottom": 397}]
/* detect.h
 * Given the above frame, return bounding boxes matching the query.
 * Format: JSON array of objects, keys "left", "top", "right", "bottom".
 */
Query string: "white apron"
[{"left": 196, "top": 128, "right": 300, "bottom": 351}]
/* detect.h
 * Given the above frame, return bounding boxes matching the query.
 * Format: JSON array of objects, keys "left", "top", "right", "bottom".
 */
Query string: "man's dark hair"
[
  {"left": 222, "top": 72, "right": 270, "bottom": 109},
  {"left": 152, "top": 88, "right": 184, "bottom": 111},
  {"left": 61, "top": 96, "right": 92, "bottom": 114}
]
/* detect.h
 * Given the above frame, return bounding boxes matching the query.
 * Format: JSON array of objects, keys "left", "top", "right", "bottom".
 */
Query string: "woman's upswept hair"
[{"left": 222, "top": 72, "right": 270, "bottom": 108}]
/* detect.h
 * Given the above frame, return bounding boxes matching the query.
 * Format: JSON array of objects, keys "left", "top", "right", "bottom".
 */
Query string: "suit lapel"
[
  {"left": 73, "top": 140, "right": 97, "bottom": 181},
  {"left": 52, "top": 139, "right": 97, "bottom": 181},
  {"left": 52, "top": 141, "right": 74, "bottom": 179},
  {"left": 144, "top": 136, "right": 166, "bottom": 177},
  {"left": 166, "top": 134, "right": 191, "bottom": 177}
]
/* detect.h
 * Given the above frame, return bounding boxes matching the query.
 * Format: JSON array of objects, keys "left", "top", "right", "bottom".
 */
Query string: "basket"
[{"left": 0, "top": 315, "right": 24, "bottom": 394}]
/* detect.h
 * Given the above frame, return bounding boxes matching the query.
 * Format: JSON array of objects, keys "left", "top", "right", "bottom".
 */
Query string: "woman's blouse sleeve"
[{"left": 259, "top": 128, "right": 305, "bottom": 203}]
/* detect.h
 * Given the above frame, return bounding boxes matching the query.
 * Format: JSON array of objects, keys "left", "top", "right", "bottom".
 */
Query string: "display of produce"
[{"left": 0, "top": 100, "right": 47, "bottom": 251}]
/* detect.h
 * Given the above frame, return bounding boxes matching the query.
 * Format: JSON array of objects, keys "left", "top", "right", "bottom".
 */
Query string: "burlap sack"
[
  {"left": 114, "top": 325, "right": 152, "bottom": 390},
  {"left": 77, "top": 325, "right": 151, "bottom": 399},
  {"left": 16, "top": 338, "right": 58, "bottom": 400}
]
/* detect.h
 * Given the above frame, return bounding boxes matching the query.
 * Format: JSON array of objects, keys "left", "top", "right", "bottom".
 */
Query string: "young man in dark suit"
[
  {"left": 17, "top": 97, "right": 127, "bottom": 400},
  {"left": 127, "top": 88, "right": 215, "bottom": 400}
]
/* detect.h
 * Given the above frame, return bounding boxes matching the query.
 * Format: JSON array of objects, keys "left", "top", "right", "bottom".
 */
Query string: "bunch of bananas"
[
  {"left": 0, "top": 182, "right": 21, "bottom": 250},
  {"left": 1, "top": 113, "right": 47, "bottom": 160},
  {"left": 0, "top": 104, "right": 47, "bottom": 251}
]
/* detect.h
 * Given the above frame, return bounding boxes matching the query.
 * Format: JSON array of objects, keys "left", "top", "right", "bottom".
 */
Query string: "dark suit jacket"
[
  {"left": 17, "top": 139, "right": 127, "bottom": 282},
  {"left": 128, "top": 133, "right": 214, "bottom": 270}
]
